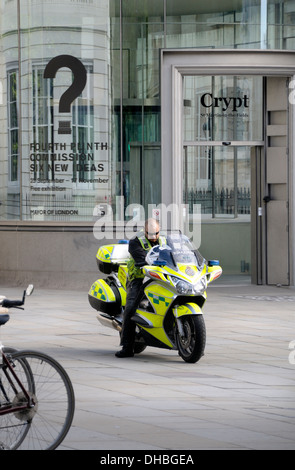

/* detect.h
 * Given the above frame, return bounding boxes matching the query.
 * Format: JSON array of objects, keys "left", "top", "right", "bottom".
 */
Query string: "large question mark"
[{"left": 44, "top": 55, "right": 87, "bottom": 135}]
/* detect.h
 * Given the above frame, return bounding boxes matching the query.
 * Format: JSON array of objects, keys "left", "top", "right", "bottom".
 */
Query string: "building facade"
[{"left": 0, "top": 0, "right": 295, "bottom": 287}]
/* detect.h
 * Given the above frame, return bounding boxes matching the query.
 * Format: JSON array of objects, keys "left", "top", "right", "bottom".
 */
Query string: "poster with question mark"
[
  {"left": 28, "top": 53, "right": 109, "bottom": 219},
  {"left": 44, "top": 54, "right": 87, "bottom": 134}
]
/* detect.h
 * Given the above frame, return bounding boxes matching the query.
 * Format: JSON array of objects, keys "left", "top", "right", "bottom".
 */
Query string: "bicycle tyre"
[
  {"left": 0, "top": 350, "right": 34, "bottom": 450},
  {"left": 7, "top": 350, "right": 75, "bottom": 450}
]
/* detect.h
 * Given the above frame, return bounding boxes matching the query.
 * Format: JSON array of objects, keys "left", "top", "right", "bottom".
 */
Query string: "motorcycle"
[{"left": 88, "top": 232, "right": 222, "bottom": 363}]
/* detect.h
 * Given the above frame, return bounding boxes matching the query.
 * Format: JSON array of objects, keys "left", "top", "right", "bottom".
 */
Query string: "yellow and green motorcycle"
[{"left": 88, "top": 232, "right": 222, "bottom": 363}]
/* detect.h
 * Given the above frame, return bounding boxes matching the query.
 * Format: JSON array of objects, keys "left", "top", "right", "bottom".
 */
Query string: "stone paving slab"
[{"left": 0, "top": 281, "right": 294, "bottom": 451}]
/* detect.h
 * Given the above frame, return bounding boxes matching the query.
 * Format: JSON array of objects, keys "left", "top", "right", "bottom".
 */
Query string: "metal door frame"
[
  {"left": 251, "top": 145, "right": 266, "bottom": 285},
  {"left": 160, "top": 49, "right": 295, "bottom": 285}
]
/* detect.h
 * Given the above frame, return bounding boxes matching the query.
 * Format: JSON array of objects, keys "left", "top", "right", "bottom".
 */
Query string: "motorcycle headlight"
[
  {"left": 170, "top": 276, "right": 194, "bottom": 294},
  {"left": 193, "top": 277, "right": 207, "bottom": 294},
  {"left": 170, "top": 275, "right": 207, "bottom": 295}
]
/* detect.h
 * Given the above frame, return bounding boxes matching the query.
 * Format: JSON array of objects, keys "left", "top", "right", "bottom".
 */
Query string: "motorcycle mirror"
[
  {"left": 26, "top": 284, "right": 34, "bottom": 296},
  {"left": 153, "top": 260, "right": 167, "bottom": 266},
  {"left": 208, "top": 260, "right": 219, "bottom": 266}
]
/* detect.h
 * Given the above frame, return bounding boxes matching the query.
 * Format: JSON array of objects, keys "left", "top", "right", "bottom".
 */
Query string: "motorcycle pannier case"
[
  {"left": 88, "top": 278, "right": 124, "bottom": 315},
  {"left": 96, "top": 243, "right": 130, "bottom": 274}
]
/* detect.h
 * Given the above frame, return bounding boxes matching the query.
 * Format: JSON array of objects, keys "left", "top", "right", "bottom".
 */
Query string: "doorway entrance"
[
  {"left": 182, "top": 74, "right": 263, "bottom": 279},
  {"left": 183, "top": 144, "right": 261, "bottom": 278},
  {"left": 161, "top": 50, "right": 294, "bottom": 285}
]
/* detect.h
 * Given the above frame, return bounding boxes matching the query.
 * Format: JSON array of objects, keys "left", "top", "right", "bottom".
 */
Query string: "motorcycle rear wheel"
[{"left": 176, "top": 315, "right": 206, "bottom": 363}]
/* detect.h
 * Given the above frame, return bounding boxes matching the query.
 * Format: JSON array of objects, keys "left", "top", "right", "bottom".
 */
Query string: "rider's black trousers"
[{"left": 120, "top": 278, "right": 143, "bottom": 350}]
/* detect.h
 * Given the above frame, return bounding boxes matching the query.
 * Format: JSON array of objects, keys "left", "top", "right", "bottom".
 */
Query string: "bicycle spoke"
[{"left": 0, "top": 351, "right": 75, "bottom": 450}]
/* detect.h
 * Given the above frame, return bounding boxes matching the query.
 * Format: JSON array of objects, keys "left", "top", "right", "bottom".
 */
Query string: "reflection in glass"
[
  {"left": 1, "top": 0, "right": 295, "bottom": 221},
  {"left": 183, "top": 146, "right": 251, "bottom": 219},
  {"left": 184, "top": 76, "right": 263, "bottom": 142},
  {"left": 8, "top": 71, "right": 19, "bottom": 183}
]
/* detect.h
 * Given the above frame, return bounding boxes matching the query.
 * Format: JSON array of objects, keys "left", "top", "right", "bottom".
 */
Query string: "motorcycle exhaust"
[{"left": 96, "top": 315, "right": 122, "bottom": 332}]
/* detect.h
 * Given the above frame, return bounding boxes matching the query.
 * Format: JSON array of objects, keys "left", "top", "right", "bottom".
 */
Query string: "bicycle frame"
[
  {"left": 0, "top": 348, "right": 34, "bottom": 417},
  {"left": 0, "top": 285, "right": 75, "bottom": 450}
]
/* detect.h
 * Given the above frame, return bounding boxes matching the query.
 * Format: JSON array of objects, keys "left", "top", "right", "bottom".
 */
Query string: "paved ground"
[{"left": 0, "top": 277, "right": 294, "bottom": 451}]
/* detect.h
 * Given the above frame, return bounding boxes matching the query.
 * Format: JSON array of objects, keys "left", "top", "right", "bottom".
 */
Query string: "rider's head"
[{"left": 145, "top": 218, "right": 160, "bottom": 243}]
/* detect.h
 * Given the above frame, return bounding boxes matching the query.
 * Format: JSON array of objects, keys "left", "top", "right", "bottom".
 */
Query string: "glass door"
[
  {"left": 183, "top": 144, "right": 253, "bottom": 276},
  {"left": 182, "top": 75, "right": 264, "bottom": 278},
  {"left": 184, "top": 145, "right": 251, "bottom": 218}
]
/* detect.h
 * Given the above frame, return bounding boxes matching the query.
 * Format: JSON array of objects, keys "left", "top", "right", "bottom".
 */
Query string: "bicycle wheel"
[
  {"left": 4, "top": 350, "right": 75, "bottom": 450},
  {"left": 0, "top": 350, "right": 34, "bottom": 450}
]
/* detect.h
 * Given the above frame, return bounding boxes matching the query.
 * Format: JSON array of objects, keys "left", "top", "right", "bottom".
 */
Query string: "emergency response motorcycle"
[{"left": 88, "top": 232, "right": 222, "bottom": 363}]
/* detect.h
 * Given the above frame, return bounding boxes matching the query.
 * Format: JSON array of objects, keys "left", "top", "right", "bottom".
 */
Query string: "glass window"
[
  {"left": 8, "top": 71, "right": 19, "bottom": 183},
  {"left": 31, "top": 68, "right": 53, "bottom": 182},
  {"left": 22, "top": 1, "right": 111, "bottom": 221},
  {"left": 182, "top": 74, "right": 261, "bottom": 219},
  {"left": 1, "top": 1, "right": 295, "bottom": 222},
  {"left": 184, "top": 76, "right": 263, "bottom": 143},
  {"left": 115, "top": 0, "right": 164, "bottom": 218},
  {"left": 72, "top": 65, "right": 94, "bottom": 186},
  {"left": 166, "top": 0, "right": 262, "bottom": 49}
]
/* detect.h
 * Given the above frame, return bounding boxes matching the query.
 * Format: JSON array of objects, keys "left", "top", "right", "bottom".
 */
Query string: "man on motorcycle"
[{"left": 115, "top": 218, "right": 165, "bottom": 358}]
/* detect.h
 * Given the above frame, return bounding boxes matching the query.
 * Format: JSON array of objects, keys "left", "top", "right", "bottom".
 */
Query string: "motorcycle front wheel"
[
  {"left": 176, "top": 315, "right": 206, "bottom": 363},
  {"left": 134, "top": 342, "right": 147, "bottom": 354}
]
